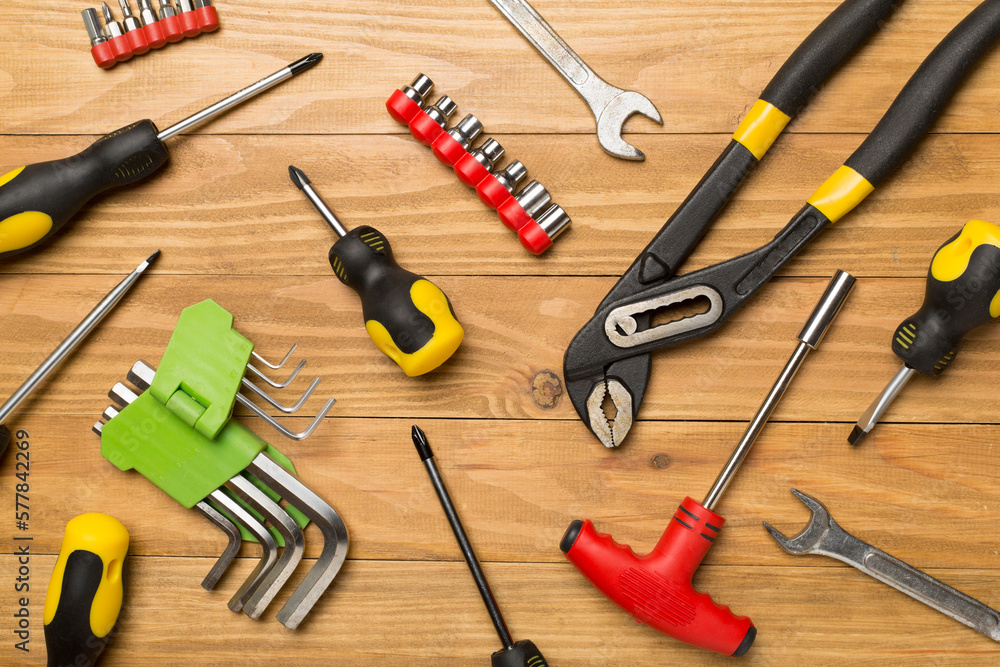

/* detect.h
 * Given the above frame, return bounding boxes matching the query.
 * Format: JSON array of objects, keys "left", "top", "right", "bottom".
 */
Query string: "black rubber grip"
[
  {"left": 330, "top": 226, "right": 437, "bottom": 355},
  {"left": 762, "top": 0, "right": 902, "bottom": 115},
  {"left": 491, "top": 640, "right": 548, "bottom": 667},
  {"left": 893, "top": 238, "right": 1000, "bottom": 376},
  {"left": 0, "top": 120, "right": 169, "bottom": 260},
  {"left": 43, "top": 550, "right": 124, "bottom": 667},
  {"left": 846, "top": 0, "right": 1000, "bottom": 185}
]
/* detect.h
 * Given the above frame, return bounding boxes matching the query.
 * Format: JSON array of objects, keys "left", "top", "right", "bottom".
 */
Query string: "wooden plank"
[
  {"left": 4, "top": 417, "right": 999, "bottom": 570},
  {"left": 1, "top": 133, "right": 999, "bottom": 278},
  {"left": 1, "top": 275, "right": 998, "bottom": 423},
  {"left": 2, "top": 1, "right": 1000, "bottom": 136},
  {"left": 1, "top": 557, "right": 998, "bottom": 666}
]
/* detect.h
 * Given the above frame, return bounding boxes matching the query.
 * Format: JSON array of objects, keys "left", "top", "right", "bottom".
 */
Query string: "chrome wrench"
[
  {"left": 488, "top": 0, "right": 662, "bottom": 160},
  {"left": 765, "top": 489, "right": 1000, "bottom": 643}
]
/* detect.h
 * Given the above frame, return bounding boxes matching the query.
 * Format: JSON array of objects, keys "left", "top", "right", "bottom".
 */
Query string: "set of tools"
[
  {"left": 9, "top": 0, "right": 1000, "bottom": 661},
  {"left": 92, "top": 300, "right": 347, "bottom": 628},
  {"left": 387, "top": 75, "right": 571, "bottom": 255},
  {"left": 289, "top": 166, "right": 465, "bottom": 376},
  {"left": 83, "top": 0, "right": 218, "bottom": 68}
]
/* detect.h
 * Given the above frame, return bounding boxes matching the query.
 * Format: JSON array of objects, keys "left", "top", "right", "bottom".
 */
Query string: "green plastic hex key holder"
[{"left": 150, "top": 299, "right": 254, "bottom": 440}]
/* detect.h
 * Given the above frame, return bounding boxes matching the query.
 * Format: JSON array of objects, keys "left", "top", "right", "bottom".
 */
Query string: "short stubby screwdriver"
[
  {"left": 44, "top": 513, "right": 129, "bottom": 667},
  {"left": 849, "top": 219, "right": 1000, "bottom": 446},
  {"left": 0, "top": 53, "right": 323, "bottom": 261},
  {"left": 289, "top": 166, "right": 464, "bottom": 377}
]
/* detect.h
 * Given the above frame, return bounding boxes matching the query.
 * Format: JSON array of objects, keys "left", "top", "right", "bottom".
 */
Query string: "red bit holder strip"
[
  {"left": 82, "top": 0, "right": 220, "bottom": 70},
  {"left": 386, "top": 74, "right": 572, "bottom": 255}
]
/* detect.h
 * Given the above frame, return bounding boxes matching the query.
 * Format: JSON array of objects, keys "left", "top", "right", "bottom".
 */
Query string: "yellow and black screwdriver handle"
[
  {"left": 44, "top": 513, "right": 129, "bottom": 667},
  {"left": 0, "top": 120, "right": 168, "bottom": 260},
  {"left": 892, "top": 220, "right": 1000, "bottom": 376},
  {"left": 330, "top": 228, "right": 464, "bottom": 377}
]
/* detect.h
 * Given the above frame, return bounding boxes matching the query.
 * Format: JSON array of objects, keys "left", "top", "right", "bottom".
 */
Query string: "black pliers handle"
[{"left": 564, "top": 0, "right": 905, "bottom": 447}]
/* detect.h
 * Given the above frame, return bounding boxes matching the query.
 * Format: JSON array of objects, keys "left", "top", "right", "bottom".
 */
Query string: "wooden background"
[{"left": 3, "top": 0, "right": 1000, "bottom": 664}]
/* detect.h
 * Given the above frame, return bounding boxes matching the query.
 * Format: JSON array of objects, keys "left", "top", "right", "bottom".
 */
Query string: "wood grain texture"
[
  {"left": 2, "top": 557, "right": 999, "bottom": 666},
  {"left": 3, "top": 0, "right": 1000, "bottom": 664}
]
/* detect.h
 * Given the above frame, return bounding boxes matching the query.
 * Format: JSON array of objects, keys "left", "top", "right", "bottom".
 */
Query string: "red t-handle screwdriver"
[{"left": 561, "top": 270, "right": 857, "bottom": 656}]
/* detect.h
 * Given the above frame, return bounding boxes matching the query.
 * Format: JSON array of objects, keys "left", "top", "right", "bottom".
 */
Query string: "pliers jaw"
[{"left": 564, "top": 353, "right": 650, "bottom": 448}]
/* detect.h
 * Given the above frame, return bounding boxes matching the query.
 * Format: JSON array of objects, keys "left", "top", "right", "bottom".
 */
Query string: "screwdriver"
[
  {"left": 0, "top": 53, "right": 323, "bottom": 261},
  {"left": 849, "top": 219, "right": 1000, "bottom": 446},
  {"left": 411, "top": 426, "right": 548, "bottom": 667},
  {"left": 0, "top": 251, "right": 158, "bottom": 458},
  {"left": 288, "top": 166, "right": 464, "bottom": 377},
  {"left": 44, "top": 513, "right": 129, "bottom": 667}
]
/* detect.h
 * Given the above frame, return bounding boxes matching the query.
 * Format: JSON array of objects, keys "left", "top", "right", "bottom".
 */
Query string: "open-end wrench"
[
  {"left": 764, "top": 489, "right": 1000, "bottom": 643},
  {"left": 488, "top": 0, "right": 661, "bottom": 160}
]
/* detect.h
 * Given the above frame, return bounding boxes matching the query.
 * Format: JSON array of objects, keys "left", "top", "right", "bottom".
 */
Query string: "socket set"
[
  {"left": 386, "top": 74, "right": 571, "bottom": 255},
  {"left": 82, "top": 0, "right": 219, "bottom": 69}
]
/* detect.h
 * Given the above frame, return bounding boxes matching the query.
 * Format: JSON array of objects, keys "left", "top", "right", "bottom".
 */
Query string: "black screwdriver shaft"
[{"left": 411, "top": 425, "right": 514, "bottom": 650}]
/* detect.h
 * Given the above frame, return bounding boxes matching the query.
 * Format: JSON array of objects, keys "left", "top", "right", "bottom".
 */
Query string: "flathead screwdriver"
[
  {"left": 849, "top": 220, "right": 1000, "bottom": 445},
  {"left": 0, "top": 251, "right": 159, "bottom": 458},
  {"left": 289, "top": 166, "right": 464, "bottom": 377},
  {"left": 0, "top": 53, "right": 323, "bottom": 261}
]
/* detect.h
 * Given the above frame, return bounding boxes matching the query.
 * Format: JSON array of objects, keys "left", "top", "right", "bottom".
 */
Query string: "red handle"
[
  {"left": 409, "top": 111, "right": 446, "bottom": 146},
  {"left": 476, "top": 174, "right": 512, "bottom": 210},
  {"left": 562, "top": 497, "right": 755, "bottom": 656},
  {"left": 108, "top": 34, "right": 133, "bottom": 62}
]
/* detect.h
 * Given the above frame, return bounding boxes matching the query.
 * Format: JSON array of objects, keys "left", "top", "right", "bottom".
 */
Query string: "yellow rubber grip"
[
  {"left": 931, "top": 219, "right": 1000, "bottom": 317},
  {"left": 365, "top": 279, "right": 464, "bottom": 377},
  {"left": 0, "top": 167, "right": 55, "bottom": 254},
  {"left": 807, "top": 166, "right": 874, "bottom": 223},
  {"left": 732, "top": 100, "right": 792, "bottom": 160},
  {"left": 44, "top": 513, "right": 129, "bottom": 637}
]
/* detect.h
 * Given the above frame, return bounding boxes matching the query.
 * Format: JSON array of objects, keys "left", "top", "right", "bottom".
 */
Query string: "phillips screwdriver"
[
  {"left": 0, "top": 53, "right": 323, "bottom": 261},
  {"left": 849, "top": 219, "right": 1000, "bottom": 446},
  {"left": 561, "top": 270, "right": 856, "bottom": 656},
  {"left": 411, "top": 426, "right": 548, "bottom": 667},
  {"left": 44, "top": 513, "right": 129, "bottom": 667},
  {"left": 288, "top": 166, "right": 464, "bottom": 377},
  {"left": 0, "top": 251, "right": 159, "bottom": 458}
]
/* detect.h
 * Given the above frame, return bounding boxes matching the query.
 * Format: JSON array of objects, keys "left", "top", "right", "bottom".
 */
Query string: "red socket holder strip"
[
  {"left": 83, "top": 0, "right": 221, "bottom": 70},
  {"left": 386, "top": 74, "right": 572, "bottom": 255}
]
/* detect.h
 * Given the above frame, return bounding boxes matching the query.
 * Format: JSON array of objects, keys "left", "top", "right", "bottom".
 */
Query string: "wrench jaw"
[
  {"left": 595, "top": 91, "right": 663, "bottom": 161},
  {"left": 762, "top": 488, "right": 833, "bottom": 555}
]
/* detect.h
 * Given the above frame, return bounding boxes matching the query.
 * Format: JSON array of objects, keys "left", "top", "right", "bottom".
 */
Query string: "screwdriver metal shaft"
[
  {"left": 0, "top": 251, "right": 160, "bottom": 455},
  {"left": 702, "top": 270, "right": 856, "bottom": 510},
  {"left": 157, "top": 53, "right": 322, "bottom": 141}
]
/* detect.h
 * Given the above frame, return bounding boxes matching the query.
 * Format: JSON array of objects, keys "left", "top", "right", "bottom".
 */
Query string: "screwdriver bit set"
[
  {"left": 387, "top": 74, "right": 572, "bottom": 255},
  {"left": 82, "top": 0, "right": 219, "bottom": 69},
  {"left": 92, "top": 300, "right": 347, "bottom": 628}
]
